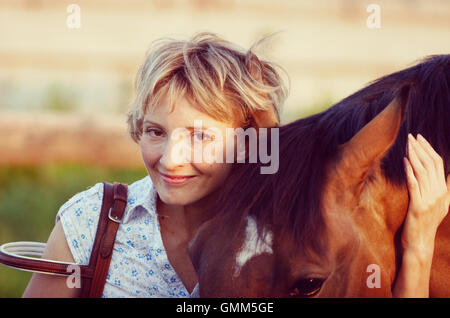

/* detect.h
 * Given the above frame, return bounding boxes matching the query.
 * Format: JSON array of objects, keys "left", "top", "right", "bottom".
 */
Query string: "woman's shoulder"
[
  {"left": 56, "top": 175, "right": 153, "bottom": 222},
  {"left": 55, "top": 176, "right": 154, "bottom": 263},
  {"left": 56, "top": 182, "right": 104, "bottom": 220},
  {"left": 55, "top": 182, "right": 105, "bottom": 264}
]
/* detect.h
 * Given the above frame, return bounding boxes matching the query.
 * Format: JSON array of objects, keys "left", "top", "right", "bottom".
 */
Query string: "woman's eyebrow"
[
  {"left": 143, "top": 120, "right": 217, "bottom": 131},
  {"left": 186, "top": 126, "right": 209, "bottom": 131},
  {"left": 143, "top": 120, "right": 162, "bottom": 127}
]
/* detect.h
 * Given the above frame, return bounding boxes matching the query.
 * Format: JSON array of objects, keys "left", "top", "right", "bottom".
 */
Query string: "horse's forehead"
[{"left": 233, "top": 215, "right": 273, "bottom": 277}]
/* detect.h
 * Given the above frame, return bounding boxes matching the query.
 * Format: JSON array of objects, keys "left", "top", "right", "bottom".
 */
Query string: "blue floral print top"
[{"left": 56, "top": 175, "right": 199, "bottom": 298}]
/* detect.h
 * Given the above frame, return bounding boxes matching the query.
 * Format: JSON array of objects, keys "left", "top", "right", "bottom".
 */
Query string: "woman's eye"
[
  {"left": 192, "top": 131, "right": 213, "bottom": 142},
  {"left": 145, "top": 128, "right": 164, "bottom": 138},
  {"left": 289, "top": 278, "right": 325, "bottom": 298}
]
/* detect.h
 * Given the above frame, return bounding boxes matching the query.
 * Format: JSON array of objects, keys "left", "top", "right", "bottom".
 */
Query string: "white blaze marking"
[{"left": 234, "top": 216, "right": 273, "bottom": 277}]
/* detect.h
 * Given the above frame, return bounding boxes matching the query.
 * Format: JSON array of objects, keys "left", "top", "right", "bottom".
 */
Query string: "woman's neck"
[{"left": 156, "top": 191, "right": 217, "bottom": 239}]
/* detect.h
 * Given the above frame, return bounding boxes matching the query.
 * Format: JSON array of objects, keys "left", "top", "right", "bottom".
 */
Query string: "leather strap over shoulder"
[
  {"left": 82, "top": 182, "right": 128, "bottom": 298},
  {"left": 0, "top": 181, "right": 128, "bottom": 298}
]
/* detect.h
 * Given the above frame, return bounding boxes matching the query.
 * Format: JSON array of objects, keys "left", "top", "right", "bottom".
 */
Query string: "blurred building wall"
[{"left": 0, "top": 0, "right": 449, "bottom": 166}]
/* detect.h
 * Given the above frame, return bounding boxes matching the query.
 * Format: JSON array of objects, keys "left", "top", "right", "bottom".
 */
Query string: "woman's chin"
[{"left": 157, "top": 191, "right": 195, "bottom": 206}]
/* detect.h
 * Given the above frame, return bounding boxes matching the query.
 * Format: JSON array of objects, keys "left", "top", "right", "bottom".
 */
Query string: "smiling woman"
[
  {"left": 139, "top": 92, "right": 238, "bottom": 207},
  {"left": 20, "top": 31, "right": 289, "bottom": 298}
]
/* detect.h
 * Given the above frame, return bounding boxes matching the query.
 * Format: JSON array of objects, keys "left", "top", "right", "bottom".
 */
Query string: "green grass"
[{"left": 0, "top": 163, "right": 147, "bottom": 297}]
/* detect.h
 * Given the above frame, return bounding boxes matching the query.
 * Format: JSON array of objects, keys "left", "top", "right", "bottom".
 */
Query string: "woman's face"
[{"left": 139, "top": 94, "right": 239, "bottom": 206}]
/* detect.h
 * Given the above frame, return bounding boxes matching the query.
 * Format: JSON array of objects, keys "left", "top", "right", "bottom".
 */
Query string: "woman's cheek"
[{"left": 140, "top": 142, "right": 162, "bottom": 167}]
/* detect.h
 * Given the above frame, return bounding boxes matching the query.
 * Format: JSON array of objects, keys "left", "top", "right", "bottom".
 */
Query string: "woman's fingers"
[
  {"left": 440, "top": 173, "right": 450, "bottom": 220},
  {"left": 407, "top": 134, "right": 430, "bottom": 195},
  {"left": 409, "top": 134, "right": 437, "bottom": 190},
  {"left": 402, "top": 134, "right": 449, "bottom": 258},
  {"left": 447, "top": 174, "right": 450, "bottom": 206},
  {"left": 404, "top": 157, "right": 421, "bottom": 200},
  {"left": 416, "top": 134, "right": 446, "bottom": 189}
]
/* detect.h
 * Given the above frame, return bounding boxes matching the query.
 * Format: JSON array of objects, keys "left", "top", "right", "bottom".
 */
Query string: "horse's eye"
[{"left": 289, "top": 278, "right": 325, "bottom": 297}]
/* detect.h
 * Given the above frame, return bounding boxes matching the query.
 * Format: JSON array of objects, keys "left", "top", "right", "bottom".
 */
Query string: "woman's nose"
[{"left": 159, "top": 129, "right": 192, "bottom": 169}]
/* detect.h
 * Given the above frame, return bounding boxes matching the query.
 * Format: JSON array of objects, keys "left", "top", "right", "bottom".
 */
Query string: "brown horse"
[{"left": 188, "top": 55, "right": 450, "bottom": 297}]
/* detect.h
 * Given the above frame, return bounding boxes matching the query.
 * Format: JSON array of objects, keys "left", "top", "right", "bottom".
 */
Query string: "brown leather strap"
[
  {"left": 78, "top": 181, "right": 113, "bottom": 297},
  {"left": 0, "top": 250, "right": 93, "bottom": 278},
  {"left": 81, "top": 182, "right": 128, "bottom": 298},
  {"left": 0, "top": 181, "right": 128, "bottom": 298},
  {"left": 0, "top": 183, "right": 117, "bottom": 279}
]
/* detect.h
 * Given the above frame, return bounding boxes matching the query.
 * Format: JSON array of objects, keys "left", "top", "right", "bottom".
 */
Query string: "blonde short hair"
[{"left": 127, "top": 32, "right": 289, "bottom": 144}]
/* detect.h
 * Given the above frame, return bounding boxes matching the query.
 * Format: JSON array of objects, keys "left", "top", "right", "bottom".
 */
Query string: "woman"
[
  {"left": 22, "top": 32, "right": 449, "bottom": 297},
  {"left": 23, "top": 32, "right": 288, "bottom": 297}
]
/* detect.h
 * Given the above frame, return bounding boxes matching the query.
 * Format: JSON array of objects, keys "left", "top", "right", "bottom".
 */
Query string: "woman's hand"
[
  {"left": 402, "top": 133, "right": 450, "bottom": 256},
  {"left": 393, "top": 133, "right": 449, "bottom": 298}
]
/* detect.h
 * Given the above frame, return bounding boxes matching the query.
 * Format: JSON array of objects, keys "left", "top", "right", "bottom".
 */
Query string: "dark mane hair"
[{"left": 215, "top": 54, "right": 450, "bottom": 251}]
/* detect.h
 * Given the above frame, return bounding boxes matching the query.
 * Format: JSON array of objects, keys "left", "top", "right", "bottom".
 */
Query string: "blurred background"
[{"left": 0, "top": 0, "right": 449, "bottom": 297}]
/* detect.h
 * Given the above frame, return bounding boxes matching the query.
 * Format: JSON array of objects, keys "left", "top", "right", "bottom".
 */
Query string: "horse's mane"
[{"left": 215, "top": 54, "right": 450, "bottom": 252}]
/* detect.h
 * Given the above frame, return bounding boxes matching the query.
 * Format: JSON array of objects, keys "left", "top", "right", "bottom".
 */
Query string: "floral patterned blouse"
[{"left": 56, "top": 175, "right": 199, "bottom": 298}]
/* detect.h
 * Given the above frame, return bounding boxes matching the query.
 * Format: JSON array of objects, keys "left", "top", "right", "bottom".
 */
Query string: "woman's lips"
[{"left": 159, "top": 172, "right": 197, "bottom": 185}]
